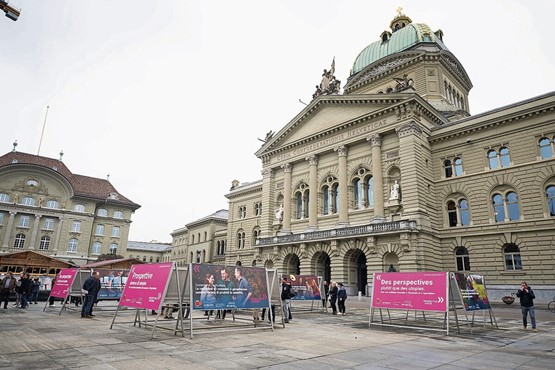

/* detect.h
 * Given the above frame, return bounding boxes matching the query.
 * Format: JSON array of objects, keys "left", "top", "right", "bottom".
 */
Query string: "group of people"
[
  {"left": 1, "top": 272, "right": 41, "bottom": 309},
  {"left": 326, "top": 281, "right": 348, "bottom": 316}
]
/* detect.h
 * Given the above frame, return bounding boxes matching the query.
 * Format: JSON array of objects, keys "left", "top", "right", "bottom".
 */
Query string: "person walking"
[
  {"left": 329, "top": 281, "right": 338, "bottom": 315},
  {"left": 0, "top": 272, "right": 16, "bottom": 309},
  {"left": 81, "top": 272, "right": 101, "bottom": 318},
  {"left": 322, "top": 280, "right": 329, "bottom": 308},
  {"left": 280, "top": 276, "right": 293, "bottom": 323},
  {"left": 337, "top": 282, "right": 347, "bottom": 316},
  {"left": 19, "top": 273, "right": 32, "bottom": 309},
  {"left": 13, "top": 273, "right": 23, "bottom": 307},
  {"left": 516, "top": 281, "right": 537, "bottom": 331}
]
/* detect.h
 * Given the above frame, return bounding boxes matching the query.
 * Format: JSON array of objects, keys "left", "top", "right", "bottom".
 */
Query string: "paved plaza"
[{"left": 0, "top": 298, "right": 554, "bottom": 369}]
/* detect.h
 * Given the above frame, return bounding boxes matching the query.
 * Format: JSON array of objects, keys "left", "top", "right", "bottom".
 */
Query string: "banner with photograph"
[
  {"left": 371, "top": 272, "right": 448, "bottom": 312},
  {"left": 50, "top": 268, "right": 78, "bottom": 298},
  {"left": 191, "top": 263, "right": 269, "bottom": 310},
  {"left": 453, "top": 272, "right": 491, "bottom": 311},
  {"left": 92, "top": 269, "right": 129, "bottom": 300},
  {"left": 119, "top": 262, "right": 173, "bottom": 311},
  {"left": 284, "top": 274, "right": 321, "bottom": 301}
]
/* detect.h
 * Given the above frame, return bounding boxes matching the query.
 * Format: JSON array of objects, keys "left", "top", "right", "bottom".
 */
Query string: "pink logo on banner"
[
  {"left": 119, "top": 262, "right": 173, "bottom": 311},
  {"left": 371, "top": 272, "right": 448, "bottom": 312},
  {"left": 50, "top": 268, "right": 78, "bottom": 298}
]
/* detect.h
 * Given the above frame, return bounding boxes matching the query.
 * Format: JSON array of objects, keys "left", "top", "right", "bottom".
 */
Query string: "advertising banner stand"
[
  {"left": 450, "top": 272, "right": 498, "bottom": 329},
  {"left": 369, "top": 272, "right": 474, "bottom": 335},
  {"left": 284, "top": 274, "right": 324, "bottom": 314},
  {"left": 110, "top": 262, "right": 179, "bottom": 339},
  {"left": 43, "top": 268, "right": 80, "bottom": 316},
  {"left": 60, "top": 269, "right": 92, "bottom": 314},
  {"left": 186, "top": 263, "right": 275, "bottom": 339}
]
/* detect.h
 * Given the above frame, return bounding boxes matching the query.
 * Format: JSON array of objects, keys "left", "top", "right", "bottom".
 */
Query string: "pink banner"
[
  {"left": 50, "top": 268, "right": 79, "bottom": 298},
  {"left": 371, "top": 272, "right": 448, "bottom": 312},
  {"left": 119, "top": 262, "right": 173, "bottom": 311}
]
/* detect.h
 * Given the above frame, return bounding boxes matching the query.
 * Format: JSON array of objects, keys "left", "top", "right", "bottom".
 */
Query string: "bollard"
[{"left": 358, "top": 291, "right": 362, "bottom": 300}]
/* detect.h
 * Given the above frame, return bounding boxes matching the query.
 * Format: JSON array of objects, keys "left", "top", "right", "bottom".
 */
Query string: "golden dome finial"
[{"left": 396, "top": 6, "right": 403, "bottom": 16}]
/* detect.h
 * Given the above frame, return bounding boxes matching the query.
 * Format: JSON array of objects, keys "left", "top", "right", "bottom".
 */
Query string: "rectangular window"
[
  {"left": 92, "top": 242, "right": 101, "bottom": 255},
  {"left": 0, "top": 212, "right": 3, "bottom": 225},
  {"left": 43, "top": 218, "right": 54, "bottom": 230},
  {"left": 95, "top": 224, "right": 105, "bottom": 236},
  {"left": 71, "top": 221, "right": 81, "bottom": 232},
  {"left": 111, "top": 226, "right": 120, "bottom": 237},
  {"left": 67, "top": 239, "right": 78, "bottom": 252},
  {"left": 19, "top": 215, "right": 30, "bottom": 228}
]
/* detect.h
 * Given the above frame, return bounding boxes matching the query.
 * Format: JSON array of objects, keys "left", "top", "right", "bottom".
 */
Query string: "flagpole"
[{"left": 37, "top": 105, "right": 50, "bottom": 156}]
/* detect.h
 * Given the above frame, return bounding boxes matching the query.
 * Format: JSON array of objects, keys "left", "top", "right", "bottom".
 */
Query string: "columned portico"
[{"left": 28, "top": 214, "right": 41, "bottom": 250}]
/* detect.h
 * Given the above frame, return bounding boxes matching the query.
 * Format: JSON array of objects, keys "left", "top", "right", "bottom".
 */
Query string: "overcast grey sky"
[{"left": 1, "top": 1, "right": 554, "bottom": 243}]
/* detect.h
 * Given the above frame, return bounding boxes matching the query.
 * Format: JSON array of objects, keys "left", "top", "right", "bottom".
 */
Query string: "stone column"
[
  {"left": 335, "top": 145, "right": 349, "bottom": 226},
  {"left": 28, "top": 214, "right": 42, "bottom": 250},
  {"left": 53, "top": 216, "right": 64, "bottom": 253},
  {"left": 281, "top": 163, "right": 293, "bottom": 233},
  {"left": 306, "top": 154, "right": 319, "bottom": 231},
  {"left": 368, "top": 135, "right": 385, "bottom": 221},
  {"left": 1, "top": 211, "right": 16, "bottom": 249},
  {"left": 261, "top": 168, "right": 275, "bottom": 237}
]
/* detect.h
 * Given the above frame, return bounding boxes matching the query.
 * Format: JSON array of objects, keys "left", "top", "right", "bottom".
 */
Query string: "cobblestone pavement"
[{"left": 0, "top": 298, "right": 553, "bottom": 369}]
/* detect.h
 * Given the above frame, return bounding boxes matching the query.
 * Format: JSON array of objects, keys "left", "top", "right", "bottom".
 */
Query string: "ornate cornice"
[{"left": 397, "top": 121, "right": 423, "bottom": 138}]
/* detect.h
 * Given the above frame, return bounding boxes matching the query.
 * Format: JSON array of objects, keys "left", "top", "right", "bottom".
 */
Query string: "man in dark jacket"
[
  {"left": 19, "top": 273, "right": 32, "bottom": 309},
  {"left": 81, "top": 272, "right": 100, "bottom": 318},
  {"left": 0, "top": 272, "right": 16, "bottom": 309},
  {"left": 516, "top": 281, "right": 536, "bottom": 331},
  {"left": 280, "top": 277, "right": 293, "bottom": 323}
]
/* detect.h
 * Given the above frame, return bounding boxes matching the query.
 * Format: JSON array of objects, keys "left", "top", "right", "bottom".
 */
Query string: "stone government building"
[
  {"left": 172, "top": 11, "right": 555, "bottom": 302},
  {"left": 0, "top": 147, "right": 141, "bottom": 266}
]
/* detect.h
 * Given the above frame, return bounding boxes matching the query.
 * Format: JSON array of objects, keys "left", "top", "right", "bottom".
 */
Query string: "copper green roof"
[{"left": 351, "top": 23, "right": 449, "bottom": 75}]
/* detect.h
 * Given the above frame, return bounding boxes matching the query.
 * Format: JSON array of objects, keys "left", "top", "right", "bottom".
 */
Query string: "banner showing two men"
[{"left": 192, "top": 263, "right": 269, "bottom": 310}]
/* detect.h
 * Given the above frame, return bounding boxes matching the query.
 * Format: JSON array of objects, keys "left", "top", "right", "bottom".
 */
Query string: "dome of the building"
[{"left": 351, "top": 15, "right": 448, "bottom": 75}]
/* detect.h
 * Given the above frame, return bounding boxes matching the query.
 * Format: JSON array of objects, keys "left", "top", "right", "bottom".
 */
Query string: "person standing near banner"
[
  {"left": 81, "top": 272, "right": 101, "bottom": 318},
  {"left": 337, "top": 282, "right": 347, "bottom": 316},
  {"left": 280, "top": 276, "right": 293, "bottom": 323},
  {"left": 516, "top": 281, "right": 537, "bottom": 331}
]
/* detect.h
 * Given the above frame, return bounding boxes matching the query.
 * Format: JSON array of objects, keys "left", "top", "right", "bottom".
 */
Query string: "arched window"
[
  {"left": 97, "top": 208, "right": 108, "bottom": 217},
  {"left": 506, "top": 192, "right": 520, "bottom": 220},
  {"left": 444, "top": 159, "right": 453, "bottom": 178},
  {"left": 454, "top": 158, "right": 463, "bottom": 176},
  {"left": 149, "top": 256, "right": 153, "bottom": 262},
  {"left": 237, "top": 230, "right": 245, "bottom": 249},
  {"left": 353, "top": 178, "right": 362, "bottom": 209},
  {"left": 547, "top": 185, "right": 555, "bottom": 216},
  {"left": 455, "top": 247, "right": 470, "bottom": 271},
  {"left": 499, "top": 147, "right": 511, "bottom": 167},
  {"left": 487, "top": 150, "right": 498, "bottom": 170},
  {"left": 459, "top": 199, "right": 470, "bottom": 226},
  {"left": 447, "top": 201, "right": 457, "bottom": 227},
  {"left": 92, "top": 242, "right": 102, "bottom": 255},
  {"left": 446, "top": 198, "right": 470, "bottom": 227},
  {"left": 503, "top": 244, "right": 522, "bottom": 270},
  {"left": 367, "top": 176, "right": 374, "bottom": 208},
  {"left": 295, "top": 183, "right": 309, "bottom": 219},
  {"left": 252, "top": 228, "right": 261, "bottom": 245},
  {"left": 14, "top": 234, "right": 25, "bottom": 248},
  {"left": 45, "top": 200, "right": 59, "bottom": 209},
  {"left": 0, "top": 193, "right": 10, "bottom": 203},
  {"left": 109, "top": 243, "right": 118, "bottom": 255},
  {"left": 39, "top": 236, "right": 50, "bottom": 251},
  {"left": 74, "top": 204, "right": 85, "bottom": 212},
  {"left": 67, "top": 238, "right": 78, "bottom": 252},
  {"left": 21, "top": 196, "right": 35, "bottom": 206},
  {"left": 539, "top": 137, "right": 553, "bottom": 159},
  {"left": 492, "top": 194, "right": 505, "bottom": 222},
  {"left": 322, "top": 176, "right": 339, "bottom": 215},
  {"left": 113, "top": 210, "right": 124, "bottom": 219}
]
